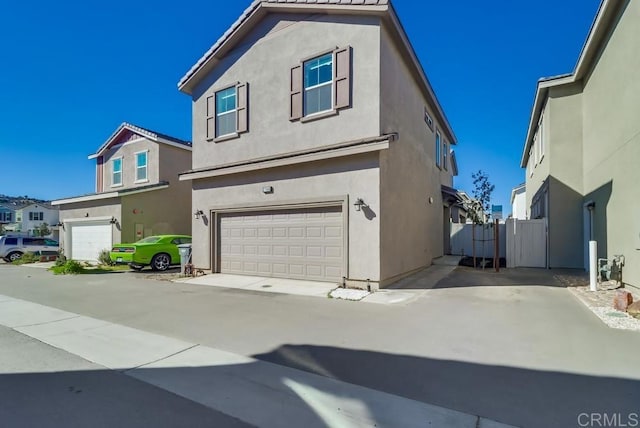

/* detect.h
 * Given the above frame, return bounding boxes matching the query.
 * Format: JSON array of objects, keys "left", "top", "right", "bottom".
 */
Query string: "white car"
[{"left": 0, "top": 235, "right": 59, "bottom": 262}]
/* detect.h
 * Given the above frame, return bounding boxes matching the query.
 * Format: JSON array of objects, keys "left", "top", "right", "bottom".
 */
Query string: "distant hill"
[{"left": 0, "top": 194, "right": 48, "bottom": 207}]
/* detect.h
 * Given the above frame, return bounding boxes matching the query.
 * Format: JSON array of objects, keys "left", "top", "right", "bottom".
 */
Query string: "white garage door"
[
  {"left": 219, "top": 206, "right": 344, "bottom": 282},
  {"left": 70, "top": 223, "right": 112, "bottom": 261}
]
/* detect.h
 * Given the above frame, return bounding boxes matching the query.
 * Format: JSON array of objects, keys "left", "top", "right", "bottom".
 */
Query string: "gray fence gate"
[{"left": 505, "top": 218, "right": 547, "bottom": 268}]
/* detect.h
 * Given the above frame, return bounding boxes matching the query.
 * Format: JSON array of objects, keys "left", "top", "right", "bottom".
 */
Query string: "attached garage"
[
  {"left": 66, "top": 219, "right": 113, "bottom": 262},
  {"left": 217, "top": 206, "right": 345, "bottom": 282}
]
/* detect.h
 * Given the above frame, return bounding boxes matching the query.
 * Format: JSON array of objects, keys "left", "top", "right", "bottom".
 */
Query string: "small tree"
[
  {"left": 470, "top": 170, "right": 495, "bottom": 268},
  {"left": 35, "top": 223, "right": 51, "bottom": 237}
]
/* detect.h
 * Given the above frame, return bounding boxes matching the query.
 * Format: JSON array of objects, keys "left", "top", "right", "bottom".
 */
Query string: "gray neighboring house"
[
  {"left": 0, "top": 204, "right": 16, "bottom": 232},
  {"left": 178, "top": 0, "right": 458, "bottom": 288},
  {"left": 521, "top": 0, "right": 640, "bottom": 289},
  {"left": 52, "top": 123, "right": 192, "bottom": 262}
]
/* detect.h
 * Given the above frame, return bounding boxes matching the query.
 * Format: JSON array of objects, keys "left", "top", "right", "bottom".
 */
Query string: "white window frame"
[
  {"left": 443, "top": 141, "right": 448, "bottom": 171},
  {"left": 134, "top": 150, "right": 149, "bottom": 183},
  {"left": 538, "top": 121, "right": 545, "bottom": 163},
  {"left": 435, "top": 130, "right": 442, "bottom": 169},
  {"left": 303, "top": 52, "right": 334, "bottom": 117},
  {"left": 529, "top": 149, "right": 534, "bottom": 177},
  {"left": 111, "top": 157, "right": 123, "bottom": 187},
  {"left": 215, "top": 86, "right": 238, "bottom": 138}
]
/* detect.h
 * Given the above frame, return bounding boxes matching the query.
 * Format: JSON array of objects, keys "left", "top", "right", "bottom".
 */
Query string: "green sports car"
[{"left": 110, "top": 235, "right": 192, "bottom": 271}]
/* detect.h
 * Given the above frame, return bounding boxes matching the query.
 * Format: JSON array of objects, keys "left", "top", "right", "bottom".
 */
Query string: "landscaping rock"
[
  {"left": 628, "top": 301, "right": 640, "bottom": 320},
  {"left": 613, "top": 290, "right": 633, "bottom": 311}
]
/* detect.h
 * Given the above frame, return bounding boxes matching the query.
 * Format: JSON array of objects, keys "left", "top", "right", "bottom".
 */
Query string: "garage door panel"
[
  {"left": 70, "top": 223, "right": 112, "bottom": 262},
  {"left": 219, "top": 206, "right": 343, "bottom": 282}
]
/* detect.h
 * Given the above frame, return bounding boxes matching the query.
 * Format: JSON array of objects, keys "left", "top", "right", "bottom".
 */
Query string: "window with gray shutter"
[
  {"left": 207, "top": 82, "right": 249, "bottom": 140},
  {"left": 290, "top": 46, "right": 352, "bottom": 121}
]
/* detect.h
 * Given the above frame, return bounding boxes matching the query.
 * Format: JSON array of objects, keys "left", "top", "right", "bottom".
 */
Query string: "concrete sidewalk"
[{"left": 0, "top": 294, "right": 511, "bottom": 428}]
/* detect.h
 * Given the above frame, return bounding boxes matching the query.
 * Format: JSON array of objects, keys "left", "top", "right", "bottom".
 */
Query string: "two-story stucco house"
[
  {"left": 14, "top": 203, "right": 60, "bottom": 239},
  {"left": 521, "top": 0, "right": 640, "bottom": 290},
  {"left": 178, "top": 0, "right": 457, "bottom": 289},
  {"left": 52, "top": 123, "right": 192, "bottom": 261}
]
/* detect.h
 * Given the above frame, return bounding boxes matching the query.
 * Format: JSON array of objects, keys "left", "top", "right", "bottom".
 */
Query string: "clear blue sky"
[{"left": 0, "top": 0, "right": 601, "bottom": 214}]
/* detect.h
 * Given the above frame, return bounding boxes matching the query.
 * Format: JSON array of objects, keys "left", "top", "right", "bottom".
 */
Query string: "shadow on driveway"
[{"left": 433, "top": 267, "right": 584, "bottom": 289}]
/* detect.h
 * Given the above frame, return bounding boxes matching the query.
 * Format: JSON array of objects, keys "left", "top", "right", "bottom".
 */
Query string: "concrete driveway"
[{"left": 0, "top": 263, "right": 638, "bottom": 427}]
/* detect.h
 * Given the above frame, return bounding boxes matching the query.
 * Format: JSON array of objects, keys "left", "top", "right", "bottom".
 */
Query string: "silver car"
[{"left": 0, "top": 235, "right": 59, "bottom": 262}]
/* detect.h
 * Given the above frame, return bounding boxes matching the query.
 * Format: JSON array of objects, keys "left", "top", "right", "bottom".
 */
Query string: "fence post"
[{"left": 494, "top": 219, "right": 500, "bottom": 272}]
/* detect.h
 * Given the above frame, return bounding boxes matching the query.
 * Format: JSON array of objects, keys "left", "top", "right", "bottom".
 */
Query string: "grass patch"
[
  {"left": 50, "top": 259, "right": 85, "bottom": 275},
  {"left": 11, "top": 252, "right": 39, "bottom": 265}
]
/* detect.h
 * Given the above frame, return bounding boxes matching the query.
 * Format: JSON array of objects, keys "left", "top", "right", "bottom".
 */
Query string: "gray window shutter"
[
  {"left": 290, "top": 65, "right": 303, "bottom": 121},
  {"left": 236, "top": 82, "right": 248, "bottom": 133},
  {"left": 206, "top": 95, "right": 216, "bottom": 139},
  {"left": 334, "top": 46, "right": 351, "bottom": 110}
]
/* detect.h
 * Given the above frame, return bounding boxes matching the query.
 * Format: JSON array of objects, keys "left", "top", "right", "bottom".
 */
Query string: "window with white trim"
[
  {"left": 112, "top": 158, "right": 122, "bottom": 186},
  {"left": 135, "top": 151, "right": 148, "bottom": 182},
  {"left": 0, "top": 212, "right": 12, "bottom": 222},
  {"left": 538, "top": 122, "right": 544, "bottom": 162},
  {"left": 443, "top": 141, "right": 448, "bottom": 171},
  {"left": 435, "top": 131, "right": 442, "bottom": 169},
  {"left": 303, "top": 53, "right": 333, "bottom": 116},
  {"left": 28, "top": 212, "right": 43, "bottom": 221},
  {"left": 215, "top": 86, "right": 237, "bottom": 137}
]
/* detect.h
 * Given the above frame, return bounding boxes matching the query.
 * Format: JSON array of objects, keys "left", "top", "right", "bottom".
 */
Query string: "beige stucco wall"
[
  {"left": 581, "top": 0, "right": 640, "bottom": 288},
  {"left": 120, "top": 188, "right": 191, "bottom": 243},
  {"left": 102, "top": 137, "right": 160, "bottom": 189},
  {"left": 378, "top": 25, "right": 454, "bottom": 282},
  {"left": 58, "top": 199, "right": 122, "bottom": 255},
  {"left": 190, "top": 13, "right": 381, "bottom": 168},
  {"left": 191, "top": 154, "right": 381, "bottom": 284}
]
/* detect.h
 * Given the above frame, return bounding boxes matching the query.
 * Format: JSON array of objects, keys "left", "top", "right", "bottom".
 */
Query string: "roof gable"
[
  {"left": 177, "top": 0, "right": 456, "bottom": 144},
  {"left": 89, "top": 122, "right": 192, "bottom": 160}
]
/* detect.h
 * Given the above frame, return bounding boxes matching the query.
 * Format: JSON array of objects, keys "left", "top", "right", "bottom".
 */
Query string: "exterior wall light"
[
  {"left": 262, "top": 186, "right": 274, "bottom": 194},
  {"left": 353, "top": 198, "right": 367, "bottom": 212},
  {"left": 194, "top": 209, "right": 204, "bottom": 220}
]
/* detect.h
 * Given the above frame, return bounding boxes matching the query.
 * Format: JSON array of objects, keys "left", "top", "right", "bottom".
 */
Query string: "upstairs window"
[
  {"left": 112, "top": 158, "right": 122, "bottom": 186},
  {"left": 135, "top": 151, "right": 148, "bottom": 182},
  {"left": 435, "top": 131, "right": 442, "bottom": 169},
  {"left": 216, "top": 87, "right": 237, "bottom": 137},
  {"left": 28, "top": 212, "right": 44, "bottom": 221},
  {"left": 443, "top": 141, "right": 449, "bottom": 171},
  {"left": 290, "top": 47, "right": 351, "bottom": 121},
  {"left": 0, "top": 212, "right": 11, "bottom": 222},
  {"left": 304, "top": 53, "right": 333, "bottom": 116},
  {"left": 206, "top": 83, "right": 248, "bottom": 141}
]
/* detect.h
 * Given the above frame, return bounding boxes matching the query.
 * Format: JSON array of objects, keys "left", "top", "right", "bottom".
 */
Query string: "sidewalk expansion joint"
[
  {"left": 124, "top": 343, "right": 201, "bottom": 373},
  {"left": 14, "top": 315, "right": 81, "bottom": 328}
]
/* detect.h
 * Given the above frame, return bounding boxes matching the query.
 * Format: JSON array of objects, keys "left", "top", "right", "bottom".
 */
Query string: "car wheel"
[
  {"left": 151, "top": 253, "right": 171, "bottom": 271},
  {"left": 7, "top": 252, "right": 23, "bottom": 262}
]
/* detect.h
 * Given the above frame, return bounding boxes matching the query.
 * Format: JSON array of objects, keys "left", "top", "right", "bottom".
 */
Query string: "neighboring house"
[
  {"left": 51, "top": 123, "right": 192, "bottom": 261},
  {"left": 0, "top": 204, "right": 15, "bottom": 229},
  {"left": 13, "top": 203, "right": 60, "bottom": 239},
  {"left": 510, "top": 183, "right": 526, "bottom": 220},
  {"left": 177, "top": 0, "right": 458, "bottom": 288},
  {"left": 521, "top": 0, "right": 640, "bottom": 288}
]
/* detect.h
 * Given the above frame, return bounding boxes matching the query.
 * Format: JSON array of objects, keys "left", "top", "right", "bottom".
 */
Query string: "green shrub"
[
  {"left": 98, "top": 249, "right": 113, "bottom": 266},
  {"left": 50, "top": 259, "right": 85, "bottom": 275},
  {"left": 12, "top": 252, "right": 39, "bottom": 265},
  {"left": 55, "top": 254, "right": 67, "bottom": 267}
]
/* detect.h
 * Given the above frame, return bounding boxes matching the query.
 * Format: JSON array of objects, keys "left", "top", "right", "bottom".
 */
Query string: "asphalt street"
[{"left": 1, "top": 262, "right": 639, "bottom": 427}]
